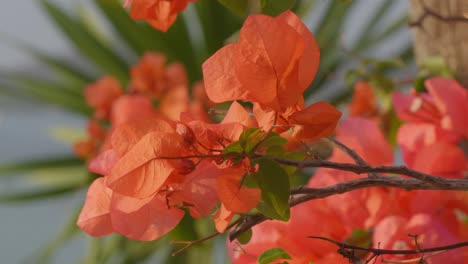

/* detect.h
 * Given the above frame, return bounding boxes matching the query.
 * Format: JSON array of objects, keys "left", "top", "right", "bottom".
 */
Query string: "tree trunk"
[{"left": 409, "top": 0, "right": 468, "bottom": 87}]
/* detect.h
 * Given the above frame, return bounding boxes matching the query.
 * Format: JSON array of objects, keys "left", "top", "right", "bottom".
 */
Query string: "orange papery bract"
[
  {"left": 110, "top": 192, "right": 185, "bottom": 241},
  {"left": 349, "top": 81, "right": 378, "bottom": 117},
  {"left": 216, "top": 168, "right": 261, "bottom": 213},
  {"left": 107, "top": 131, "right": 186, "bottom": 198},
  {"left": 85, "top": 76, "right": 123, "bottom": 119},
  {"left": 130, "top": 53, "right": 189, "bottom": 98},
  {"left": 213, "top": 204, "right": 234, "bottom": 233},
  {"left": 373, "top": 214, "right": 467, "bottom": 263},
  {"left": 124, "top": 0, "right": 195, "bottom": 32},
  {"left": 288, "top": 102, "right": 342, "bottom": 141},
  {"left": 203, "top": 11, "right": 320, "bottom": 112},
  {"left": 77, "top": 178, "right": 113, "bottom": 237}
]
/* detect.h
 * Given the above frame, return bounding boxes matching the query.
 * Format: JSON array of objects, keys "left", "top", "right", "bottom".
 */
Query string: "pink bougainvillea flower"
[
  {"left": 411, "top": 142, "right": 467, "bottom": 178},
  {"left": 203, "top": 10, "right": 320, "bottom": 112},
  {"left": 332, "top": 116, "right": 393, "bottom": 165},
  {"left": 307, "top": 117, "right": 396, "bottom": 229},
  {"left": 229, "top": 199, "right": 350, "bottom": 264},
  {"left": 84, "top": 76, "right": 123, "bottom": 119},
  {"left": 393, "top": 78, "right": 468, "bottom": 142},
  {"left": 124, "top": 0, "right": 195, "bottom": 32},
  {"left": 77, "top": 178, "right": 113, "bottom": 237},
  {"left": 373, "top": 214, "right": 466, "bottom": 263}
]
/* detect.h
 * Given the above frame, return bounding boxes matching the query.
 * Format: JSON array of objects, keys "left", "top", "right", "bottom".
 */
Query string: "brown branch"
[
  {"left": 229, "top": 175, "right": 468, "bottom": 241},
  {"left": 408, "top": 0, "right": 468, "bottom": 28},
  {"left": 266, "top": 157, "right": 452, "bottom": 186},
  {"left": 171, "top": 218, "right": 242, "bottom": 256},
  {"left": 307, "top": 236, "right": 468, "bottom": 257},
  {"left": 328, "top": 137, "right": 368, "bottom": 166}
]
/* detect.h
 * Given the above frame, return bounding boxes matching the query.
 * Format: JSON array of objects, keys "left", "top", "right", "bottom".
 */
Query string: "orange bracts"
[
  {"left": 124, "top": 0, "right": 195, "bottom": 32},
  {"left": 203, "top": 11, "right": 320, "bottom": 112}
]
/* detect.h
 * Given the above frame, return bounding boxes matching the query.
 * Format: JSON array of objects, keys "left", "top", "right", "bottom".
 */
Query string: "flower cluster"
[
  {"left": 229, "top": 79, "right": 468, "bottom": 263},
  {"left": 76, "top": 11, "right": 342, "bottom": 241}
]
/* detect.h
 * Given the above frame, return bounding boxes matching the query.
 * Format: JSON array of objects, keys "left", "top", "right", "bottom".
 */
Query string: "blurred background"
[{"left": 0, "top": 0, "right": 411, "bottom": 263}]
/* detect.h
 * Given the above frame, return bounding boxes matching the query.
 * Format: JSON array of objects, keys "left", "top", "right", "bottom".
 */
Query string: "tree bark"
[{"left": 409, "top": 0, "right": 468, "bottom": 87}]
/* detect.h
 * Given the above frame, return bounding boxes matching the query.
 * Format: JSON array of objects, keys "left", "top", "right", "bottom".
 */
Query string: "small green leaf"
[
  {"left": 223, "top": 141, "right": 244, "bottom": 155},
  {"left": 281, "top": 152, "right": 306, "bottom": 176},
  {"left": 253, "top": 158, "right": 290, "bottom": 221},
  {"left": 258, "top": 133, "right": 288, "bottom": 149},
  {"left": 261, "top": 0, "right": 296, "bottom": 16},
  {"left": 217, "top": 0, "right": 249, "bottom": 17},
  {"left": 237, "top": 228, "right": 252, "bottom": 244},
  {"left": 258, "top": 248, "right": 292, "bottom": 264},
  {"left": 239, "top": 128, "right": 262, "bottom": 145}
]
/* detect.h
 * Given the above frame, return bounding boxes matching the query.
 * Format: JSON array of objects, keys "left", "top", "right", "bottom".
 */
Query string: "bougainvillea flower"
[
  {"left": 216, "top": 166, "right": 261, "bottom": 213},
  {"left": 124, "top": 0, "right": 194, "bottom": 32},
  {"left": 110, "top": 192, "right": 184, "bottom": 241},
  {"left": 77, "top": 178, "right": 113, "bottom": 237},
  {"left": 106, "top": 130, "right": 186, "bottom": 198},
  {"left": 393, "top": 77, "right": 468, "bottom": 143},
  {"left": 213, "top": 204, "right": 234, "bottom": 233},
  {"left": 130, "top": 53, "right": 188, "bottom": 98},
  {"left": 174, "top": 160, "right": 220, "bottom": 219},
  {"left": 159, "top": 85, "right": 190, "bottom": 121},
  {"left": 229, "top": 199, "right": 349, "bottom": 263},
  {"left": 229, "top": 220, "right": 288, "bottom": 264},
  {"left": 288, "top": 102, "right": 342, "bottom": 141},
  {"left": 309, "top": 169, "right": 397, "bottom": 229},
  {"left": 373, "top": 214, "right": 466, "bottom": 263},
  {"left": 348, "top": 81, "right": 378, "bottom": 117},
  {"left": 110, "top": 95, "right": 157, "bottom": 126},
  {"left": 411, "top": 142, "right": 467, "bottom": 178},
  {"left": 203, "top": 11, "right": 320, "bottom": 112},
  {"left": 84, "top": 76, "right": 123, "bottom": 119},
  {"left": 332, "top": 117, "right": 393, "bottom": 166}
]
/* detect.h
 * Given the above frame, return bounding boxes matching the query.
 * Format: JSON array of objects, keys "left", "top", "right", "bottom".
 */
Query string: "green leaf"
[
  {"left": 40, "top": 0, "right": 129, "bottom": 83},
  {"left": 258, "top": 248, "right": 292, "bottom": 264},
  {"left": 0, "top": 157, "right": 83, "bottom": 175},
  {"left": 94, "top": 0, "right": 165, "bottom": 55},
  {"left": 217, "top": 0, "right": 249, "bottom": 17},
  {"left": 261, "top": 0, "right": 296, "bottom": 16},
  {"left": 195, "top": 0, "right": 243, "bottom": 56},
  {"left": 258, "top": 133, "right": 288, "bottom": 149},
  {"left": 34, "top": 206, "right": 82, "bottom": 263},
  {"left": 239, "top": 128, "right": 262, "bottom": 145},
  {"left": 0, "top": 185, "right": 83, "bottom": 203},
  {"left": 253, "top": 158, "right": 290, "bottom": 221},
  {"left": 237, "top": 228, "right": 252, "bottom": 245},
  {"left": 281, "top": 152, "right": 306, "bottom": 176},
  {"left": 223, "top": 141, "right": 244, "bottom": 155}
]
